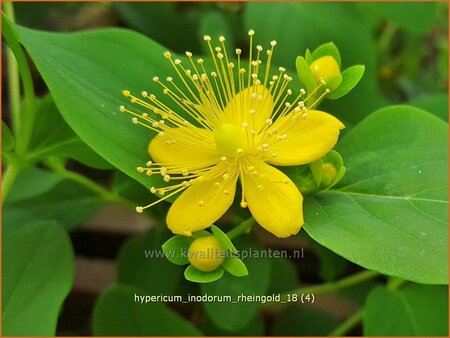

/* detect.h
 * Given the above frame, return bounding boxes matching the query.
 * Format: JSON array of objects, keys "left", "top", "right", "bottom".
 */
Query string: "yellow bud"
[
  {"left": 321, "top": 162, "right": 338, "bottom": 187},
  {"left": 188, "top": 236, "right": 225, "bottom": 272},
  {"left": 310, "top": 55, "right": 342, "bottom": 88}
]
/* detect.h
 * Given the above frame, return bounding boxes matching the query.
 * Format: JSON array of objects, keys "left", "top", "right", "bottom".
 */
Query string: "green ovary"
[{"left": 213, "top": 123, "right": 248, "bottom": 158}]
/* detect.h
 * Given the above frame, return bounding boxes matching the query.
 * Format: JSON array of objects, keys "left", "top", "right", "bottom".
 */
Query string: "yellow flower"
[{"left": 120, "top": 30, "right": 344, "bottom": 238}]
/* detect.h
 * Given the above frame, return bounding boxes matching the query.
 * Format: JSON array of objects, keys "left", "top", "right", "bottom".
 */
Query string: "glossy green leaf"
[
  {"left": 211, "top": 224, "right": 238, "bottom": 254},
  {"left": 93, "top": 284, "right": 202, "bottom": 336},
  {"left": 295, "top": 56, "right": 315, "bottom": 94},
  {"left": 304, "top": 106, "right": 448, "bottom": 284},
  {"left": 327, "top": 65, "right": 365, "bottom": 100},
  {"left": 14, "top": 23, "right": 173, "bottom": 188},
  {"left": 2, "top": 221, "right": 74, "bottom": 335},
  {"left": 311, "top": 42, "right": 341, "bottom": 67},
  {"left": 27, "top": 95, "right": 113, "bottom": 169},
  {"left": 184, "top": 265, "right": 224, "bottom": 283},
  {"left": 222, "top": 257, "right": 248, "bottom": 277},
  {"left": 200, "top": 235, "right": 272, "bottom": 331},
  {"left": 162, "top": 235, "right": 194, "bottom": 266},
  {"left": 273, "top": 306, "right": 339, "bottom": 336},
  {"left": 2, "top": 121, "right": 14, "bottom": 152},
  {"left": 3, "top": 179, "right": 103, "bottom": 236},
  {"left": 364, "top": 284, "right": 448, "bottom": 335},
  {"left": 117, "top": 228, "right": 183, "bottom": 294}
]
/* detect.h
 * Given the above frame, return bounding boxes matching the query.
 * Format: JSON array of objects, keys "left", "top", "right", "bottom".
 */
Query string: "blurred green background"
[{"left": 3, "top": 1, "right": 448, "bottom": 336}]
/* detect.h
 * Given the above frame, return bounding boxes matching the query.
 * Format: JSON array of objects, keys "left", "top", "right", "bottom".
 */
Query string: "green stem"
[
  {"left": 387, "top": 277, "right": 407, "bottom": 291},
  {"left": 3, "top": 2, "right": 21, "bottom": 136},
  {"left": 2, "top": 162, "right": 22, "bottom": 204},
  {"left": 2, "top": 7, "right": 36, "bottom": 153},
  {"left": 226, "top": 216, "right": 255, "bottom": 239},
  {"left": 377, "top": 22, "right": 397, "bottom": 53},
  {"left": 329, "top": 309, "right": 363, "bottom": 336},
  {"left": 268, "top": 270, "right": 379, "bottom": 306},
  {"left": 48, "top": 163, "right": 133, "bottom": 209}
]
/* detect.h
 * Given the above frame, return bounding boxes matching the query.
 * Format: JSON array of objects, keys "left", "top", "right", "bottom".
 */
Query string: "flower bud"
[
  {"left": 309, "top": 55, "right": 342, "bottom": 91},
  {"left": 320, "top": 162, "right": 339, "bottom": 188},
  {"left": 188, "top": 235, "right": 225, "bottom": 272}
]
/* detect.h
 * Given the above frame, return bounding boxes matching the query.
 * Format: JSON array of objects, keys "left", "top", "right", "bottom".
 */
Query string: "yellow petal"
[
  {"left": 167, "top": 162, "right": 238, "bottom": 236},
  {"left": 222, "top": 85, "right": 274, "bottom": 132},
  {"left": 148, "top": 127, "right": 218, "bottom": 164},
  {"left": 196, "top": 91, "right": 222, "bottom": 127},
  {"left": 266, "top": 110, "right": 344, "bottom": 166},
  {"left": 242, "top": 160, "right": 303, "bottom": 238}
]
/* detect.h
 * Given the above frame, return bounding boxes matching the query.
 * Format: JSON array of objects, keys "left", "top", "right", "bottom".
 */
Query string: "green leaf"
[
  {"left": 222, "top": 257, "right": 249, "bottom": 277},
  {"left": 200, "top": 235, "right": 272, "bottom": 331},
  {"left": 26, "top": 95, "right": 113, "bottom": 169},
  {"left": 311, "top": 42, "right": 341, "bottom": 67},
  {"left": 2, "top": 221, "right": 75, "bottom": 335},
  {"left": 327, "top": 65, "right": 365, "bottom": 100},
  {"left": 93, "top": 284, "right": 202, "bottom": 335},
  {"left": 117, "top": 228, "right": 183, "bottom": 294},
  {"left": 13, "top": 24, "right": 173, "bottom": 189},
  {"left": 2, "top": 121, "right": 14, "bottom": 152},
  {"left": 295, "top": 56, "right": 315, "bottom": 94},
  {"left": 6, "top": 166, "right": 64, "bottom": 203},
  {"left": 162, "top": 235, "right": 194, "bottom": 266},
  {"left": 272, "top": 306, "right": 339, "bottom": 336},
  {"left": 359, "top": 2, "right": 438, "bottom": 35},
  {"left": 304, "top": 106, "right": 448, "bottom": 284},
  {"left": 364, "top": 284, "right": 448, "bottom": 335},
  {"left": 184, "top": 265, "right": 224, "bottom": 283},
  {"left": 211, "top": 224, "right": 238, "bottom": 253},
  {"left": 409, "top": 93, "right": 448, "bottom": 122},
  {"left": 3, "top": 179, "right": 103, "bottom": 236}
]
